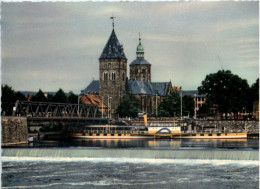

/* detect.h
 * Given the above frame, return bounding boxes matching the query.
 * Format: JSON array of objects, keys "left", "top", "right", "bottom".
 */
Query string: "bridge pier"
[{"left": 2, "top": 116, "right": 28, "bottom": 145}]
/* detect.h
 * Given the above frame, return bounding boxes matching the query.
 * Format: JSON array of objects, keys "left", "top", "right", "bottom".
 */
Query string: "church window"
[
  {"left": 142, "top": 69, "right": 146, "bottom": 73},
  {"left": 112, "top": 72, "right": 116, "bottom": 81},
  {"left": 122, "top": 72, "right": 125, "bottom": 81},
  {"left": 104, "top": 72, "right": 108, "bottom": 81}
]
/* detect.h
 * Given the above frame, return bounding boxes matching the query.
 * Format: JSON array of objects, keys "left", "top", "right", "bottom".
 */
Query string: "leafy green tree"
[
  {"left": 246, "top": 78, "right": 259, "bottom": 111},
  {"left": 117, "top": 93, "right": 140, "bottom": 117},
  {"left": 197, "top": 103, "right": 213, "bottom": 117},
  {"left": 158, "top": 92, "right": 180, "bottom": 117},
  {"left": 14, "top": 91, "right": 27, "bottom": 101},
  {"left": 67, "top": 91, "right": 78, "bottom": 104},
  {"left": 51, "top": 89, "right": 68, "bottom": 103},
  {"left": 1, "top": 84, "right": 16, "bottom": 114},
  {"left": 182, "top": 95, "right": 194, "bottom": 117},
  {"left": 198, "top": 70, "right": 250, "bottom": 116},
  {"left": 1, "top": 84, "right": 15, "bottom": 103},
  {"left": 31, "top": 89, "right": 48, "bottom": 102},
  {"left": 47, "top": 94, "right": 54, "bottom": 102}
]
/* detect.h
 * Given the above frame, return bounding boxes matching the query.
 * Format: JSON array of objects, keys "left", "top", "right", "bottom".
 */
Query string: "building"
[{"left": 81, "top": 21, "right": 172, "bottom": 115}]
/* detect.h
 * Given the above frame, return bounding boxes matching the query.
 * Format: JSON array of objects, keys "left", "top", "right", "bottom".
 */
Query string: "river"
[{"left": 2, "top": 138, "right": 259, "bottom": 189}]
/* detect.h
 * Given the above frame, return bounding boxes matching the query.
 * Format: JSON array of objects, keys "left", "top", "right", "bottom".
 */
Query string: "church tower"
[
  {"left": 130, "top": 34, "right": 151, "bottom": 82},
  {"left": 99, "top": 18, "right": 127, "bottom": 113}
]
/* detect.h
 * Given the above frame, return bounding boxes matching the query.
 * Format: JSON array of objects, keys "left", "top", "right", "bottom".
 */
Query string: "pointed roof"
[{"left": 99, "top": 29, "right": 127, "bottom": 60}]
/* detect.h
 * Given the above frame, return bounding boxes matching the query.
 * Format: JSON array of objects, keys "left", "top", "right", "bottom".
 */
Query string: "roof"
[
  {"left": 177, "top": 90, "right": 206, "bottom": 98},
  {"left": 99, "top": 29, "right": 127, "bottom": 60},
  {"left": 130, "top": 58, "right": 151, "bottom": 66},
  {"left": 81, "top": 79, "right": 171, "bottom": 97},
  {"left": 81, "top": 80, "right": 99, "bottom": 95},
  {"left": 81, "top": 94, "right": 107, "bottom": 109},
  {"left": 127, "top": 80, "right": 154, "bottom": 95},
  {"left": 151, "top": 82, "right": 171, "bottom": 96},
  {"left": 127, "top": 80, "right": 171, "bottom": 96}
]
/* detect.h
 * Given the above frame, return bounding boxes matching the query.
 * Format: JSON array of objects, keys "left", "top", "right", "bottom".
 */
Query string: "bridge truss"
[{"left": 2, "top": 100, "right": 101, "bottom": 118}]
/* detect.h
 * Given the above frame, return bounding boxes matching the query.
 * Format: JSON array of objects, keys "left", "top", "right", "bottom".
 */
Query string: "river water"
[{"left": 2, "top": 138, "right": 259, "bottom": 189}]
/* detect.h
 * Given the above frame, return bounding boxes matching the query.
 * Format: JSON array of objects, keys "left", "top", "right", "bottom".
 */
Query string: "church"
[{"left": 81, "top": 20, "right": 172, "bottom": 116}]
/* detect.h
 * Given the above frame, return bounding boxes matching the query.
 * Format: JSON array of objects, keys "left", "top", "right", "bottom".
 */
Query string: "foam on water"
[{"left": 2, "top": 156, "right": 259, "bottom": 166}]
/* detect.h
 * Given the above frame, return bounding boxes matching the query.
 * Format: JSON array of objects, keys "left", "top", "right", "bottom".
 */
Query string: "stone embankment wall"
[
  {"left": 194, "top": 120, "right": 259, "bottom": 133},
  {"left": 2, "top": 116, "right": 28, "bottom": 145}
]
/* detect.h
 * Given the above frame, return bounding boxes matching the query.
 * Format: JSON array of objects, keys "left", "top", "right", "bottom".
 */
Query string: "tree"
[
  {"left": 158, "top": 92, "right": 180, "bottom": 117},
  {"left": 51, "top": 89, "right": 68, "bottom": 103},
  {"left": 31, "top": 89, "right": 48, "bottom": 102},
  {"left": 14, "top": 91, "right": 27, "bottom": 101},
  {"left": 1, "top": 84, "right": 16, "bottom": 114},
  {"left": 182, "top": 95, "right": 194, "bottom": 117},
  {"left": 1, "top": 84, "right": 15, "bottom": 103},
  {"left": 116, "top": 93, "right": 140, "bottom": 117},
  {"left": 198, "top": 70, "right": 250, "bottom": 116},
  {"left": 247, "top": 78, "right": 259, "bottom": 111},
  {"left": 67, "top": 91, "right": 78, "bottom": 104}
]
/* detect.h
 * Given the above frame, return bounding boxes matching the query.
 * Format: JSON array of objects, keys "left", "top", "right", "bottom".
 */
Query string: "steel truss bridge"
[{"left": 2, "top": 100, "right": 101, "bottom": 118}]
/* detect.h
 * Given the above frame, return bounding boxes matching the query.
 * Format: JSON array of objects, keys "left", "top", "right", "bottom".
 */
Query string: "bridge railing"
[{"left": 2, "top": 100, "right": 101, "bottom": 118}]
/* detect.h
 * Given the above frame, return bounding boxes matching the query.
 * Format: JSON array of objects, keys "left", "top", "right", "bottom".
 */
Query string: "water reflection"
[{"left": 16, "top": 138, "right": 258, "bottom": 150}]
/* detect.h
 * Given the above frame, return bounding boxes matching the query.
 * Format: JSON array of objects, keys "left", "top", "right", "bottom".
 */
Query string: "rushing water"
[{"left": 2, "top": 139, "right": 259, "bottom": 189}]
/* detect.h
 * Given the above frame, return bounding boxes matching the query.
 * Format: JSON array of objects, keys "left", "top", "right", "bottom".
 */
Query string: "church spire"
[
  {"left": 136, "top": 32, "right": 144, "bottom": 59},
  {"left": 99, "top": 17, "right": 127, "bottom": 60},
  {"left": 110, "top": 15, "right": 115, "bottom": 29}
]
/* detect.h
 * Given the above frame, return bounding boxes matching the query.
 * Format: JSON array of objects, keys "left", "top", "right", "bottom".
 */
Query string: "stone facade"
[
  {"left": 99, "top": 59, "right": 127, "bottom": 111},
  {"left": 2, "top": 116, "right": 28, "bottom": 145},
  {"left": 99, "top": 28, "right": 128, "bottom": 112},
  {"left": 130, "top": 64, "right": 151, "bottom": 82}
]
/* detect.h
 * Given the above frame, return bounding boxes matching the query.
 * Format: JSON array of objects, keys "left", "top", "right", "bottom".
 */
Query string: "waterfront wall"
[
  {"left": 2, "top": 116, "right": 28, "bottom": 145},
  {"left": 194, "top": 120, "right": 259, "bottom": 133}
]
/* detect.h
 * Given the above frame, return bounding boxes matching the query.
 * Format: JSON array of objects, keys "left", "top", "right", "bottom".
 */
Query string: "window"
[
  {"left": 122, "top": 73, "right": 125, "bottom": 81},
  {"left": 135, "top": 69, "right": 138, "bottom": 74},
  {"left": 112, "top": 72, "right": 116, "bottom": 81},
  {"left": 103, "top": 72, "right": 108, "bottom": 81},
  {"left": 142, "top": 69, "right": 146, "bottom": 73}
]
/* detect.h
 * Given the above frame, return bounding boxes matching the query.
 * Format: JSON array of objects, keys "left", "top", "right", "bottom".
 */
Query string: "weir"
[{"left": 2, "top": 148, "right": 259, "bottom": 161}]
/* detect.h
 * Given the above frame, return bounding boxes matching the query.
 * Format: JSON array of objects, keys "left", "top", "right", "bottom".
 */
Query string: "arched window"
[
  {"left": 142, "top": 68, "right": 146, "bottom": 73},
  {"left": 103, "top": 72, "right": 108, "bottom": 81},
  {"left": 111, "top": 72, "right": 116, "bottom": 81},
  {"left": 122, "top": 72, "right": 125, "bottom": 81}
]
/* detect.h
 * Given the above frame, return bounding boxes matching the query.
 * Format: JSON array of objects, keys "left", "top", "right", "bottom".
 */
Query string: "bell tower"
[{"left": 99, "top": 17, "right": 127, "bottom": 114}]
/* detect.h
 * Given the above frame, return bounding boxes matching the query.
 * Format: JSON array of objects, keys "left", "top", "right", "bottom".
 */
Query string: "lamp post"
[
  {"left": 180, "top": 86, "right": 182, "bottom": 118},
  {"left": 109, "top": 97, "right": 112, "bottom": 119},
  {"left": 156, "top": 93, "right": 158, "bottom": 117},
  {"left": 194, "top": 94, "right": 197, "bottom": 119},
  {"left": 101, "top": 96, "right": 104, "bottom": 118},
  {"left": 78, "top": 95, "right": 82, "bottom": 117}
]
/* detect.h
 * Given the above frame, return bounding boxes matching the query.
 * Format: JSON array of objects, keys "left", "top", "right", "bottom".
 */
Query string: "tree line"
[{"left": 1, "top": 85, "right": 79, "bottom": 104}]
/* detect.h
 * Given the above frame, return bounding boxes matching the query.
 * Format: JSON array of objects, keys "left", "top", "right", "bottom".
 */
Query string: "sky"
[{"left": 1, "top": 2, "right": 259, "bottom": 94}]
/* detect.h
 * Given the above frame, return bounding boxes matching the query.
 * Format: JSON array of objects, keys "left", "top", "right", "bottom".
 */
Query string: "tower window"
[
  {"left": 142, "top": 69, "right": 146, "bottom": 73},
  {"left": 135, "top": 69, "right": 138, "bottom": 74},
  {"left": 104, "top": 72, "right": 108, "bottom": 81},
  {"left": 122, "top": 73, "right": 125, "bottom": 81},
  {"left": 112, "top": 72, "right": 116, "bottom": 81}
]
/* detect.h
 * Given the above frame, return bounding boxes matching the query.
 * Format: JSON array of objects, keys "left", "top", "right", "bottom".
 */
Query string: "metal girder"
[{"left": 6, "top": 100, "right": 101, "bottom": 118}]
